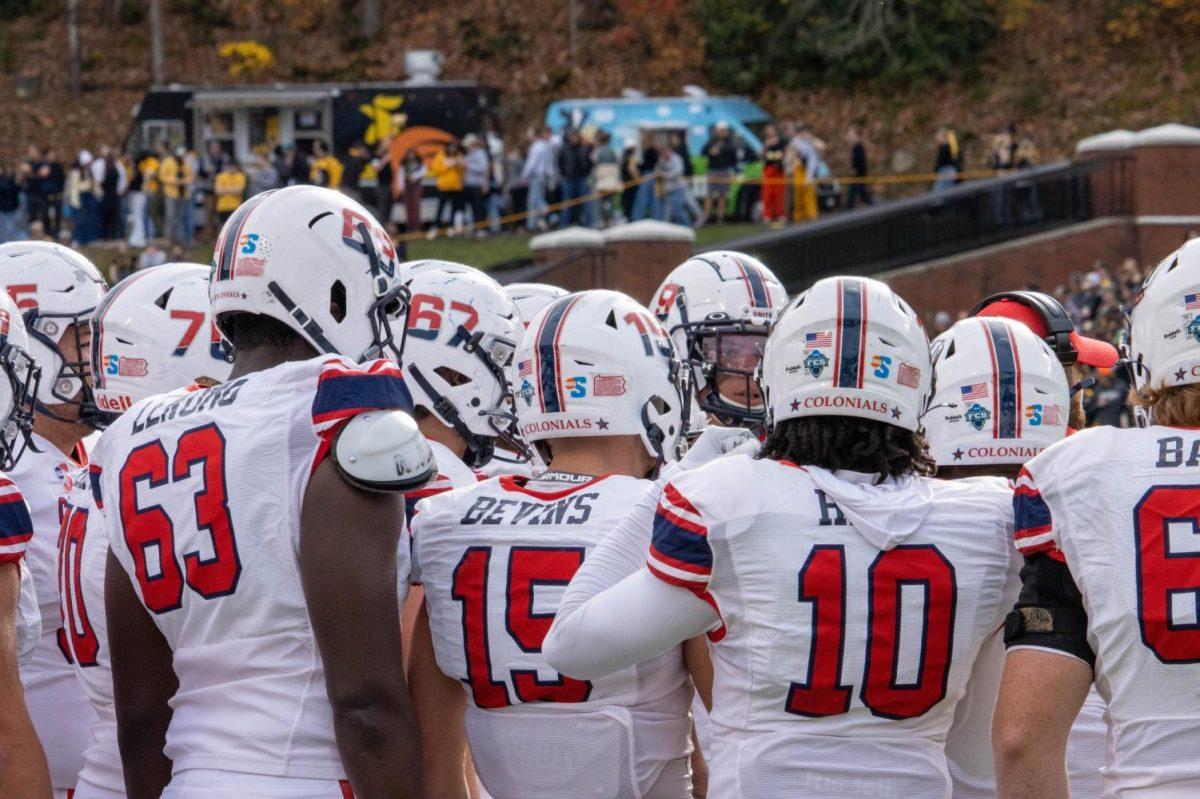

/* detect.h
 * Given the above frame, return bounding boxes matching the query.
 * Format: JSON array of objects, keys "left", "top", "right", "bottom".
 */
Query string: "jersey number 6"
[{"left": 117, "top": 423, "right": 241, "bottom": 613}]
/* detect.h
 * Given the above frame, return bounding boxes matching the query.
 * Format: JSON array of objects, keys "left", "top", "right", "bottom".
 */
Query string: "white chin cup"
[{"left": 332, "top": 410, "right": 438, "bottom": 493}]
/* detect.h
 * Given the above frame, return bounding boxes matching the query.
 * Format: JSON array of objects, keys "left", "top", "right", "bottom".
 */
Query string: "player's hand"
[{"left": 680, "top": 426, "right": 758, "bottom": 470}]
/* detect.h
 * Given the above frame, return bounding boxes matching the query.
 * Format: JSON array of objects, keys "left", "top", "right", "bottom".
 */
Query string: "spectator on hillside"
[
  {"left": 846, "top": 119, "right": 873, "bottom": 209},
  {"left": 344, "top": 142, "right": 372, "bottom": 204},
  {"left": 521, "top": 126, "right": 554, "bottom": 231},
  {"left": 159, "top": 146, "right": 193, "bottom": 245},
  {"left": 987, "top": 127, "right": 1015, "bottom": 172},
  {"left": 703, "top": 121, "right": 739, "bottom": 224},
  {"left": 429, "top": 140, "right": 465, "bottom": 237},
  {"left": 399, "top": 147, "right": 424, "bottom": 234},
  {"left": 630, "top": 131, "right": 659, "bottom": 221},
  {"left": 462, "top": 134, "right": 490, "bottom": 236},
  {"left": 1014, "top": 133, "right": 1043, "bottom": 222},
  {"left": 140, "top": 145, "right": 163, "bottom": 238},
  {"left": 248, "top": 153, "right": 280, "bottom": 197},
  {"left": 0, "top": 165, "right": 23, "bottom": 243},
  {"left": 97, "top": 145, "right": 126, "bottom": 241},
  {"left": 310, "top": 140, "right": 344, "bottom": 189},
  {"left": 760, "top": 124, "right": 786, "bottom": 225},
  {"left": 592, "top": 130, "right": 621, "bottom": 227},
  {"left": 201, "top": 141, "right": 227, "bottom": 235},
  {"left": 932, "top": 125, "right": 961, "bottom": 191},
  {"left": 214, "top": 161, "right": 247, "bottom": 225},
  {"left": 619, "top": 138, "right": 640, "bottom": 223},
  {"left": 654, "top": 135, "right": 689, "bottom": 225},
  {"left": 22, "top": 146, "right": 47, "bottom": 234},
  {"left": 69, "top": 150, "right": 100, "bottom": 245},
  {"left": 42, "top": 148, "right": 64, "bottom": 238},
  {"left": 789, "top": 123, "right": 824, "bottom": 223},
  {"left": 373, "top": 142, "right": 396, "bottom": 227},
  {"left": 504, "top": 146, "right": 527, "bottom": 230},
  {"left": 182, "top": 147, "right": 201, "bottom": 244},
  {"left": 126, "top": 154, "right": 149, "bottom": 247},
  {"left": 557, "top": 128, "right": 593, "bottom": 228}
]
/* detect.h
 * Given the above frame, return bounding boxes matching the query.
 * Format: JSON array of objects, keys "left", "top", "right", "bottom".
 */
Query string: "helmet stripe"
[
  {"left": 982, "top": 319, "right": 1020, "bottom": 439},
  {"left": 215, "top": 193, "right": 267, "bottom": 282},
  {"left": 836, "top": 278, "right": 867, "bottom": 389},
  {"left": 535, "top": 295, "right": 580, "bottom": 414},
  {"left": 733, "top": 256, "right": 769, "bottom": 308}
]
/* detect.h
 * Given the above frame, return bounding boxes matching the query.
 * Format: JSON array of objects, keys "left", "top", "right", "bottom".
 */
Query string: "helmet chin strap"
[{"left": 407, "top": 363, "right": 494, "bottom": 469}]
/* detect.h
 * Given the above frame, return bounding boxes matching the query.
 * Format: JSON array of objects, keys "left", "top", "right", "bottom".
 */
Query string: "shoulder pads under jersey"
[{"left": 332, "top": 410, "right": 437, "bottom": 493}]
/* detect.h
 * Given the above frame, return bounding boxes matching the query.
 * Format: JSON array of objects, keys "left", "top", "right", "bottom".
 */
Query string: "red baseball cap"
[{"left": 975, "top": 297, "right": 1119, "bottom": 368}]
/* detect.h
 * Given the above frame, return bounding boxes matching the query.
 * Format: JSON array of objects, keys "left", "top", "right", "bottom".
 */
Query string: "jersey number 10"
[
  {"left": 787, "top": 544, "right": 956, "bottom": 720},
  {"left": 117, "top": 423, "right": 242, "bottom": 613}
]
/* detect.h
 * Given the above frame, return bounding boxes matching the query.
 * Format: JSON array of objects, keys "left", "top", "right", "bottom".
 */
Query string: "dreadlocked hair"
[{"left": 758, "top": 416, "right": 936, "bottom": 481}]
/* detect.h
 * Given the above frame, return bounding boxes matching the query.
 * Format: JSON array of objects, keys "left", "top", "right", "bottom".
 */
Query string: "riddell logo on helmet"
[
  {"left": 96, "top": 393, "right": 133, "bottom": 412},
  {"left": 521, "top": 418, "right": 594, "bottom": 435}
]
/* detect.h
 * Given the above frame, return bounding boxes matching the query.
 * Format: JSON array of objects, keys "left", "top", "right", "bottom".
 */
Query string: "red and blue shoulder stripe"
[
  {"left": 0, "top": 477, "right": 32, "bottom": 566},
  {"left": 312, "top": 358, "right": 413, "bottom": 427},
  {"left": 1014, "top": 467, "right": 1055, "bottom": 555}
]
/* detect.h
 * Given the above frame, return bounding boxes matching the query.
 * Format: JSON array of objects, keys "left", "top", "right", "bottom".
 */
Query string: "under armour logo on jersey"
[{"left": 814, "top": 489, "right": 847, "bottom": 527}]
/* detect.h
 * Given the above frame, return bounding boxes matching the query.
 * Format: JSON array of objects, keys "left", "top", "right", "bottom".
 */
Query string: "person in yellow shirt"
[
  {"left": 159, "top": 147, "right": 195, "bottom": 243},
  {"left": 427, "top": 140, "right": 465, "bottom": 236},
  {"left": 309, "top": 140, "right": 344, "bottom": 189},
  {"left": 214, "top": 162, "right": 247, "bottom": 224}
]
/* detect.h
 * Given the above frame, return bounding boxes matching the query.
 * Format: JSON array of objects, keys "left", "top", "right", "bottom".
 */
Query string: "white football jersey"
[
  {"left": 57, "top": 463, "right": 123, "bottom": 796},
  {"left": 0, "top": 473, "right": 39, "bottom": 662},
  {"left": 99, "top": 356, "right": 414, "bottom": 782},
  {"left": 647, "top": 456, "right": 1014, "bottom": 799},
  {"left": 412, "top": 472, "right": 694, "bottom": 799},
  {"left": 11, "top": 432, "right": 97, "bottom": 789},
  {"left": 1015, "top": 425, "right": 1200, "bottom": 797}
]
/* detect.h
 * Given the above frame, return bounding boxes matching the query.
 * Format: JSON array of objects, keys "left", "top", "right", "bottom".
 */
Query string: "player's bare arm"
[
  {"left": 408, "top": 599, "right": 469, "bottom": 799},
  {"left": 301, "top": 457, "right": 424, "bottom": 799},
  {"left": 106, "top": 549, "right": 177, "bottom": 799},
  {"left": 0, "top": 563, "right": 51, "bottom": 799}
]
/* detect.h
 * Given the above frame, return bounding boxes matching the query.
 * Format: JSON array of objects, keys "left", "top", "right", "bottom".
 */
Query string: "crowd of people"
[{"left": 0, "top": 119, "right": 1051, "bottom": 255}]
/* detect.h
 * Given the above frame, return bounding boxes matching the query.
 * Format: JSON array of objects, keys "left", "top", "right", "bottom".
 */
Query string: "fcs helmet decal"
[
  {"left": 516, "top": 289, "right": 687, "bottom": 464},
  {"left": 653, "top": 251, "right": 786, "bottom": 428},
  {"left": 760, "top": 276, "right": 931, "bottom": 432},
  {"left": 926, "top": 317, "right": 1069, "bottom": 466},
  {"left": 0, "top": 242, "right": 106, "bottom": 428}
]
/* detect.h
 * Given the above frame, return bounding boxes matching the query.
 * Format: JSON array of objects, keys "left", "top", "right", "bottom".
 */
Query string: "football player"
[
  {"left": 994, "top": 241, "right": 1200, "bottom": 796},
  {"left": 476, "top": 281, "right": 568, "bottom": 480},
  {"left": 545, "top": 276, "right": 1017, "bottom": 798},
  {"left": 100, "top": 186, "right": 433, "bottom": 798},
  {"left": 0, "top": 288, "right": 52, "bottom": 798},
  {"left": 923, "top": 316, "right": 1077, "bottom": 798},
  {"left": 0, "top": 241, "right": 107, "bottom": 798},
  {"left": 57, "top": 263, "right": 233, "bottom": 799},
  {"left": 396, "top": 259, "right": 524, "bottom": 508},
  {"left": 410, "top": 290, "right": 699, "bottom": 798},
  {"left": 652, "top": 250, "right": 787, "bottom": 433}
]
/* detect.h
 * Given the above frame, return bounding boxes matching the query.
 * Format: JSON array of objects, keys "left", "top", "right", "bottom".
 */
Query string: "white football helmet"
[
  {"left": 399, "top": 260, "right": 523, "bottom": 467},
  {"left": 515, "top": 290, "right": 687, "bottom": 463},
  {"left": 761, "top": 276, "right": 931, "bottom": 431},
  {"left": 505, "top": 283, "right": 568, "bottom": 330},
  {"left": 210, "top": 185, "right": 407, "bottom": 362},
  {"left": 652, "top": 251, "right": 787, "bottom": 428},
  {"left": 0, "top": 291, "right": 41, "bottom": 470},
  {"left": 926, "top": 317, "right": 1069, "bottom": 467},
  {"left": 0, "top": 242, "right": 106, "bottom": 426},
  {"left": 91, "top": 263, "right": 234, "bottom": 421},
  {"left": 1128, "top": 238, "right": 1200, "bottom": 398}
]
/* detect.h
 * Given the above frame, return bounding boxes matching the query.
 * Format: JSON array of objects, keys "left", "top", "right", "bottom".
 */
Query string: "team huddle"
[{"left": 0, "top": 183, "right": 1197, "bottom": 799}]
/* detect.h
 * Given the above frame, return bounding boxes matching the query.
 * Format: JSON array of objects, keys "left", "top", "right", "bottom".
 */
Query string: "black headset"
[{"left": 969, "top": 291, "right": 1079, "bottom": 366}]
